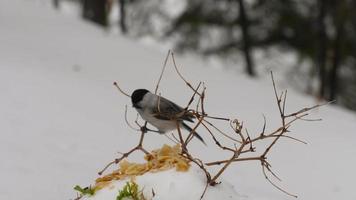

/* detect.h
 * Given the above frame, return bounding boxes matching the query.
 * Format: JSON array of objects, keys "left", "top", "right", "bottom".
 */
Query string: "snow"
[
  {"left": 83, "top": 166, "right": 245, "bottom": 200},
  {"left": 1, "top": 0, "right": 356, "bottom": 200}
]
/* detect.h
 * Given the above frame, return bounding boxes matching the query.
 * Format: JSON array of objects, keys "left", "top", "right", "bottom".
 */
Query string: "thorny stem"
[
  {"left": 154, "top": 50, "right": 170, "bottom": 95},
  {"left": 98, "top": 124, "right": 149, "bottom": 175},
  {"left": 113, "top": 82, "right": 131, "bottom": 98},
  {"left": 203, "top": 119, "right": 242, "bottom": 143},
  {"left": 184, "top": 82, "right": 202, "bottom": 110},
  {"left": 184, "top": 116, "right": 204, "bottom": 146},
  {"left": 262, "top": 164, "right": 298, "bottom": 198},
  {"left": 210, "top": 142, "right": 246, "bottom": 185},
  {"left": 205, "top": 156, "right": 263, "bottom": 166},
  {"left": 175, "top": 121, "right": 186, "bottom": 150},
  {"left": 200, "top": 72, "right": 320, "bottom": 195},
  {"left": 171, "top": 52, "right": 202, "bottom": 96},
  {"left": 124, "top": 105, "right": 140, "bottom": 131},
  {"left": 87, "top": 53, "right": 322, "bottom": 200}
]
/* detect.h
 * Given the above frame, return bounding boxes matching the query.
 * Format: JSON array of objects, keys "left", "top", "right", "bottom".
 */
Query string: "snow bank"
[
  {"left": 1, "top": 1, "right": 356, "bottom": 200},
  {"left": 80, "top": 144, "right": 245, "bottom": 200},
  {"left": 83, "top": 166, "right": 244, "bottom": 200}
]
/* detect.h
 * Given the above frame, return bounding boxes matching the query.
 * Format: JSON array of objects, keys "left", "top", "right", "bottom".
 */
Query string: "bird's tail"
[{"left": 181, "top": 122, "right": 206, "bottom": 145}]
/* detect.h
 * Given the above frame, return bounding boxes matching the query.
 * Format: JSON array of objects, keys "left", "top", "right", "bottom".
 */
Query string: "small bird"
[{"left": 131, "top": 89, "right": 205, "bottom": 144}]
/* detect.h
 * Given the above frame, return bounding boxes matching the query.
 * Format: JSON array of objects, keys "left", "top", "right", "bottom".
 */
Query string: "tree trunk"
[
  {"left": 82, "top": 0, "right": 108, "bottom": 27},
  {"left": 53, "top": 0, "right": 59, "bottom": 9},
  {"left": 329, "top": 0, "right": 345, "bottom": 101},
  {"left": 329, "top": 27, "right": 342, "bottom": 101},
  {"left": 316, "top": 0, "right": 328, "bottom": 99},
  {"left": 119, "top": 0, "right": 128, "bottom": 34},
  {"left": 237, "top": 0, "right": 255, "bottom": 77}
]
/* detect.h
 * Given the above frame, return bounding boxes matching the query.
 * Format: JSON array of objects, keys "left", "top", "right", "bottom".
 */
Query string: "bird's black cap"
[{"left": 131, "top": 89, "right": 149, "bottom": 106}]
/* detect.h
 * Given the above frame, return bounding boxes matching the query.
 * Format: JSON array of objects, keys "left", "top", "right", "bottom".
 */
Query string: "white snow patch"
[
  {"left": 1, "top": 1, "right": 356, "bottom": 200},
  {"left": 84, "top": 166, "right": 245, "bottom": 200}
]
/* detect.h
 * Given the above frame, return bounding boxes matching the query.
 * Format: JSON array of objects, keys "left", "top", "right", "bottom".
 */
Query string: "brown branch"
[
  {"left": 98, "top": 126, "right": 149, "bottom": 175},
  {"left": 176, "top": 121, "right": 186, "bottom": 152},
  {"left": 78, "top": 54, "right": 325, "bottom": 200},
  {"left": 164, "top": 133, "right": 179, "bottom": 144},
  {"left": 205, "top": 156, "right": 262, "bottom": 166},
  {"left": 113, "top": 82, "right": 131, "bottom": 98},
  {"left": 200, "top": 182, "right": 209, "bottom": 200},
  {"left": 285, "top": 103, "right": 324, "bottom": 118},
  {"left": 195, "top": 96, "right": 201, "bottom": 113},
  {"left": 258, "top": 115, "right": 267, "bottom": 139},
  {"left": 157, "top": 93, "right": 162, "bottom": 113},
  {"left": 209, "top": 142, "right": 246, "bottom": 185},
  {"left": 184, "top": 82, "right": 202, "bottom": 110},
  {"left": 203, "top": 115, "right": 230, "bottom": 121},
  {"left": 262, "top": 127, "right": 287, "bottom": 157},
  {"left": 262, "top": 163, "right": 298, "bottom": 198},
  {"left": 170, "top": 132, "right": 180, "bottom": 143},
  {"left": 124, "top": 105, "right": 140, "bottom": 131},
  {"left": 267, "top": 134, "right": 307, "bottom": 145},
  {"left": 201, "top": 122, "right": 235, "bottom": 152},
  {"left": 171, "top": 52, "right": 202, "bottom": 96},
  {"left": 184, "top": 116, "right": 205, "bottom": 146},
  {"left": 271, "top": 71, "right": 286, "bottom": 126},
  {"left": 203, "top": 119, "right": 241, "bottom": 143},
  {"left": 200, "top": 85, "right": 207, "bottom": 115},
  {"left": 282, "top": 90, "right": 287, "bottom": 115},
  {"left": 154, "top": 50, "right": 171, "bottom": 95}
]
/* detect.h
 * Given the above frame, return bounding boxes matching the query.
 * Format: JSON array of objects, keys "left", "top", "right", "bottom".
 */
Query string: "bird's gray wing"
[{"left": 152, "top": 97, "right": 194, "bottom": 122}]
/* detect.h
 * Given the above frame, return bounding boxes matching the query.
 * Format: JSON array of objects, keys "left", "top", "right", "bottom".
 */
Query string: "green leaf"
[
  {"left": 74, "top": 185, "right": 95, "bottom": 196},
  {"left": 116, "top": 181, "right": 141, "bottom": 200}
]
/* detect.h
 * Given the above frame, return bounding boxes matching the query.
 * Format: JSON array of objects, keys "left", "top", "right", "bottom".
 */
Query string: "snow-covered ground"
[
  {"left": 84, "top": 165, "right": 245, "bottom": 200},
  {"left": 1, "top": 0, "right": 356, "bottom": 200}
]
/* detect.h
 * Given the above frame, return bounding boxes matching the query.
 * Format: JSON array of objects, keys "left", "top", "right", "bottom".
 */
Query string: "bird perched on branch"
[{"left": 131, "top": 89, "right": 205, "bottom": 144}]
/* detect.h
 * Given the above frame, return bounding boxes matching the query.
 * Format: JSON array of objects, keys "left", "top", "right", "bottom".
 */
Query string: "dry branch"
[
  {"left": 113, "top": 82, "right": 131, "bottom": 98},
  {"left": 154, "top": 50, "right": 171, "bottom": 95},
  {"left": 89, "top": 52, "right": 323, "bottom": 200}
]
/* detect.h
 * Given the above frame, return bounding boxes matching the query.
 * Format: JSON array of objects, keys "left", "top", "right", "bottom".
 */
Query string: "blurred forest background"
[{"left": 53, "top": 0, "right": 356, "bottom": 111}]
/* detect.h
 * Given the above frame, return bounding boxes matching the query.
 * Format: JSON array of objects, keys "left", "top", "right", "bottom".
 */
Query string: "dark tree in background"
[
  {"left": 119, "top": 0, "right": 127, "bottom": 34},
  {"left": 328, "top": 0, "right": 344, "bottom": 101},
  {"left": 129, "top": 0, "right": 356, "bottom": 110},
  {"left": 316, "top": 0, "right": 328, "bottom": 99},
  {"left": 166, "top": 0, "right": 256, "bottom": 76},
  {"left": 237, "top": 0, "right": 255, "bottom": 76},
  {"left": 55, "top": 0, "right": 356, "bottom": 111},
  {"left": 82, "top": 0, "right": 109, "bottom": 27},
  {"left": 53, "top": 0, "right": 60, "bottom": 9}
]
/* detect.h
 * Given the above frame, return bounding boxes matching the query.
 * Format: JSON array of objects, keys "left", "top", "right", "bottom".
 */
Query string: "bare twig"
[
  {"left": 268, "top": 134, "right": 307, "bottom": 144},
  {"left": 98, "top": 126, "right": 149, "bottom": 175},
  {"left": 184, "top": 82, "right": 202, "bottom": 110},
  {"left": 113, "top": 82, "right": 131, "bottom": 98},
  {"left": 164, "top": 133, "right": 179, "bottom": 144},
  {"left": 170, "top": 132, "right": 180, "bottom": 143},
  {"left": 124, "top": 105, "right": 140, "bottom": 131},
  {"left": 184, "top": 116, "right": 204, "bottom": 146},
  {"left": 77, "top": 53, "right": 323, "bottom": 200},
  {"left": 154, "top": 50, "right": 171, "bottom": 95},
  {"left": 210, "top": 142, "right": 245, "bottom": 185},
  {"left": 260, "top": 114, "right": 267, "bottom": 137},
  {"left": 262, "top": 164, "right": 298, "bottom": 198},
  {"left": 203, "top": 119, "right": 242, "bottom": 143},
  {"left": 157, "top": 93, "right": 162, "bottom": 113},
  {"left": 171, "top": 52, "right": 202, "bottom": 96}
]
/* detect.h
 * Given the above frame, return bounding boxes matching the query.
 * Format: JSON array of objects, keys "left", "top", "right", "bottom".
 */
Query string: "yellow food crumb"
[{"left": 94, "top": 144, "right": 190, "bottom": 191}]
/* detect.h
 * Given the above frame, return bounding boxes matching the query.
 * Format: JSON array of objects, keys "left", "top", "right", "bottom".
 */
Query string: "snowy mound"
[
  {"left": 77, "top": 145, "right": 245, "bottom": 200},
  {"left": 83, "top": 166, "right": 243, "bottom": 200}
]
